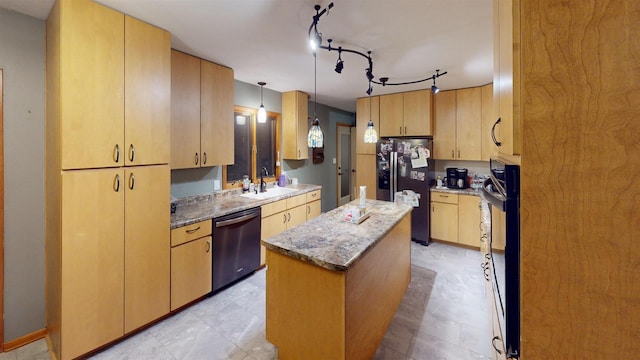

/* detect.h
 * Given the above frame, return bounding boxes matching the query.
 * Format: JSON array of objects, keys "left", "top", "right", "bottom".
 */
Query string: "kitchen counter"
[
  {"left": 170, "top": 184, "right": 321, "bottom": 229},
  {"left": 262, "top": 199, "right": 413, "bottom": 272},
  {"left": 431, "top": 186, "right": 482, "bottom": 196}
]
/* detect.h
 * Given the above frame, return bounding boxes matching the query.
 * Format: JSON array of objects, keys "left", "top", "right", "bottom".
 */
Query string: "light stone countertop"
[
  {"left": 170, "top": 184, "right": 322, "bottom": 229},
  {"left": 431, "top": 186, "right": 482, "bottom": 196},
  {"left": 262, "top": 199, "right": 413, "bottom": 272}
]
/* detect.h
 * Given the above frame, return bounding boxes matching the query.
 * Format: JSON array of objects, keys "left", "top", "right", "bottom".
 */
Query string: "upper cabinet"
[
  {"left": 282, "top": 91, "right": 309, "bottom": 160},
  {"left": 355, "top": 96, "right": 379, "bottom": 154},
  {"left": 171, "top": 50, "right": 235, "bottom": 169},
  {"left": 379, "top": 90, "right": 432, "bottom": 137},
  {"left": 57, "top": 2, "right": 170, "bottom": 170},
  {"left": 493, "top": 0, "right": 522, "bottom": 156},
  {"left": 480, "top": 83, "right": 499, "bottom": 161},
  {"left": 434, "top": 88, "right": 482, "bottom": 160}
]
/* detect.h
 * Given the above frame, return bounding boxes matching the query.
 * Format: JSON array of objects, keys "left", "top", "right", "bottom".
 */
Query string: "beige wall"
[{"left": 0, "top": 8, "right": 46, "bottom": 341}]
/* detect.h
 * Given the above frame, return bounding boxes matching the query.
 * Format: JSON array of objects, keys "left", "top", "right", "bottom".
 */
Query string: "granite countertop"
[
  {"left": 170, "top": 184, "right": 322, "bottom": 229},
  {"left": 431, "top": 186, "right": 482, "bottom": 196},
  {"left": 262, "top": 199, "right": 413, "bottom": 272}
]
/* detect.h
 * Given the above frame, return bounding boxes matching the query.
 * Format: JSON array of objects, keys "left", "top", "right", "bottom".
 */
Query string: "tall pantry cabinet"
[{"left": 45, "top": 1, "right": 171, "bottom": 359}]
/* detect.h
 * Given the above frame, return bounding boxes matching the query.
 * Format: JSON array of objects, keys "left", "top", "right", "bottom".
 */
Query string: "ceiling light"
[
  {"left": 363, "top": 81, "right": 378, "bottom": 144},
  {"left": 257, "top": 81, "right": 267, "bottom": 123},
  {"left": 335, "top": 49, "right": 344, "bottom": 73},
  {"left": 308, "top": 53, "right": 324, "bottom": 148}
]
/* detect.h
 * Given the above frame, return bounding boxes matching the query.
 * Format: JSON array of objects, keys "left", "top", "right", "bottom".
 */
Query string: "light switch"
[{"left": 332, "top": 158, "right": 336, "bottom": 164}]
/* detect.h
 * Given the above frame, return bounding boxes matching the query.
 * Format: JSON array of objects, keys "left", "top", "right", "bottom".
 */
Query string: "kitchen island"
[{"left": 262, "top": 199, "right": 413, "bottom": 360}]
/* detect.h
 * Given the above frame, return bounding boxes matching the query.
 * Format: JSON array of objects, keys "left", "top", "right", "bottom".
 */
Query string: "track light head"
[
  {"left": 335, "top": 59, "right": 344, "bottom": 73},
  {"left": 309, "top": 31, "right": 322, "bottom": 51},
  {"left": 431, "top": 84, "right": 439, "bottom": 94},
  {"left": 366, "top": 85, "right": 373, "bottom": 95}
]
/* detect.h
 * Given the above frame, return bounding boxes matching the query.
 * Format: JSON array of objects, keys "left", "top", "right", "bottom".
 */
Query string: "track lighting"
[
  {"left": 257, "top": 81, "right": 267, "bottom": 123},
  {"left": 335, "top": 49, "right": 344, "bottom": 74},
  {"left": 363, "top": 80, "right": 378, "bottom": 144}
]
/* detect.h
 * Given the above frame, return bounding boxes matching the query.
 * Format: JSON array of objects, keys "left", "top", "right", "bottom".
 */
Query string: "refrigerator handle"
[{"left": 391, "top": 152, "right": 397, "bottom": 202}]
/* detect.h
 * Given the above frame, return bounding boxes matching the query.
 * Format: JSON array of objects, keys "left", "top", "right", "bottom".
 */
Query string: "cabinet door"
[
  {"left": 60, "top": 0, "right": 124, "bottom": 170},
  {"left": 170, "top": 50, "right": 201, "bottom": 169},
  {"left": 356, "top": 154, "right": 377, "bottom": 199},
  {"left": 307, "top": 200, "right": 321, "bottom": 220},
  {"left": 403, "top": 90, "right": 432, "bottom": 136},
  {"left": 170, "top": 236, "right": 212, "bottom": 310},
  {"left": 287, "top": 204, "right": 307, "bottom": 229},
  {"left": 124, "top": 165, "right": 170, "bottom": 332},
  {"left": 456, "top": 87, "right": 482, "bottom": 160},
  {"left": 458, "top": 195, "right": 481, "bottom": 247},
  {"left": 61, "top": 168, "right": 124, "bottom": 360},
  {"left": 282, "top": 91, "right": 309, "bottom": 160},
  {"left": 356, "top": 96, "right": 379, "bottom": 155},
  {"left": 124, "top": 16, "right": 170, "bottom": 166},
  {"left": 433, "top": 90, "right": 456, "bottom": 159},
  {"left": 481, "top": 84, "right": 499, "bottom": 161},
  {"left": 379, "top": 93, "right": 404, "bottom": 137},
  {"left": 430, "top": 201, "right": 458, "bottom": 242},
  {"left": 261, "top": 211, "right": 288, "bottom": 265},
  {"left": 201, "top": 60, "right": 234, "bottom": 166}
]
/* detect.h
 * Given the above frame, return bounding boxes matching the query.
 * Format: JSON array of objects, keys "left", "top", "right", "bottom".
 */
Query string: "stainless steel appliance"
[
  {"left": 483, "top": 158, "right": 520, "bottom": 358},
  {"left": 376, "top": 137, "right": 434, "bottom": 245},
  {"left": 212, "top": 207, "right": 262, "bottom": 292}
]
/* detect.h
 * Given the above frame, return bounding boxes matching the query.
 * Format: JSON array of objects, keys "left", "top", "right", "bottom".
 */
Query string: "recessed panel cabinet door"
[
  {"left": 124, "top": 16, "right": 171, "bottom": 166},
  {"left": 124, "top": 165, "right": 170, "bottom": 332},
  {"left": 61, "top": 168, "right": 124, "bottom": 360},
  {"left": 60, "top": 0, "right": 124, "bottom": 170}
]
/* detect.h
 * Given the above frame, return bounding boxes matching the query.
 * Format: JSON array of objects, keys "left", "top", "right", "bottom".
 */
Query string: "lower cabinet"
[
  {"left": 170, "top": 220, "right": 213, "bottom": 310},
  {"left": 431, "top": 193, "right": 485, "bottom": 248},
  {"left": 306, "top": 190, "right": 322, "bottom": 219},
  {"left": 458, "top": 195, "right": 482, "bottom": 248}
]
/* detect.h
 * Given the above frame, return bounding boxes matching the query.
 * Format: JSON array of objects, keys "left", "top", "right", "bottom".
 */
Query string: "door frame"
[
  {"left": 335, "top": 123, "right": 352, "bottom": 207},
  {"left": 1, "top": 68, "right": 5, "bottom": 351}
]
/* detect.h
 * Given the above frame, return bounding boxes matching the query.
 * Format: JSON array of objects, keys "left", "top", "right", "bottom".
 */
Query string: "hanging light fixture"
[
  {"left": 363, "top": 80, "right": 378, "bottom": 144},
  {"left": 257, "top": 81, "right": 267, "bottom": 123},
  {"left": 431, "top": 70, "right": 441, "bottom": 94},
  {"left": 307, "top": 52, "right": 324, "bottom": 148}
]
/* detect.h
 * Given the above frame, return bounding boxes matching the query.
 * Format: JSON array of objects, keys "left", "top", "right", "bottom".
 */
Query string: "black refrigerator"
[{"left": 376, "top": 137, "right": 434, "bottom": 245}]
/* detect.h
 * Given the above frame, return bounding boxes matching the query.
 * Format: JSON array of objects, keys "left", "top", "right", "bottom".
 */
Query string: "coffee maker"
[{"left": 445, "top": 167, "right": 469, "bottom": 189}]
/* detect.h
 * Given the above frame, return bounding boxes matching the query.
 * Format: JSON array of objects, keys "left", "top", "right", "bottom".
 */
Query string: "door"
[
  {"left": 170, "top": 50, "right": 201, "bottom": 169},
  {"left": 350, "top": 127, "right": 357, "bottom": 200},
  {"left": 337, "top": 124, "right": 352, "bottom": 206}
]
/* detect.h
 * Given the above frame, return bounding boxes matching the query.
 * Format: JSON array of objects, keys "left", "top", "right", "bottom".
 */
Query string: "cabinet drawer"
[
  {"left": 432, "top": 192, "right": 459, "bottom": 204},
  {"left": 287, "top": 194, "right": 307, "bottom": 208},
  {"left": 306, "top": 190, "right": 321, "bottom": 202},
  {"left": 262, "top": 199, "right": 287, "bottom": 217},
  {"left": 171, "top": 220, "right": 212, "bottom": 247}
]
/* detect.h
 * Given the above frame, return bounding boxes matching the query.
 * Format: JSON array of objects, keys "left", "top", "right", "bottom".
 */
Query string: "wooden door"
[
  {"left": 497, "top": 0, "right": 521, "bottom": 156},
  {"left": 430, "top": 201, "right": 458, "bottom": 243},
  {"left": 124, "top": 16, "right": 170, "bottom": 166},
  {"left": 287, "top": 204, "right": 307, "bottom": 229},
  {"left": 356, "top": 154, "right": 377, "bottom": 200},
  {"left": 282, "top": 91, "right": 309, "bottom": 160},
  {"left": 458, "top": 195, "right": 481, "bottom": 247},
  {"left": 124, "top": 165, "right": 170, "bottom": 333},
  {"left": 480, "top": 83, "right": 498, "bottom": 161},
  {"left": 355, "top": 96, "right": 379, "bottom": 155},
  {"left": 307, "top": 200, "right": 321, "bottom": 220},
  {"left": 379, "top": 93, "right": 403, "bottom": 137},
  {"left": 433, "top": 90, "right": 456, "bottom": 159},
  {"left": 261, "top": 211, "right": 287, "bottom": 265},
  {"left": 201, "top": 60, "right": 234, "bottom": 166},
  {"left": 170, "top": 236, "right": 212, "bottom": 310},
  {"left": 60, "top": 0, "right": 124, "bottom": 170},
  {"left": 403, "top": 90, "right": 432, "bottom": 136},
  {"left": 456, "top": 87, "right": 482, "bottom": 160},
  {"left": 61, "top": 168, "right": 124, "bottom": 360},
  {"left": 170, "top": 50, "right": 201, "bottom": 169}
]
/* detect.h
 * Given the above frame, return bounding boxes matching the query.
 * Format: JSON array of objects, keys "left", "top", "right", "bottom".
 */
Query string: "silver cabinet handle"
[
  {"left": 206, "top": 240, "right": 211, "bottom": 253},
  {"left": 404, "top": 126, "right": 407, "bottom": 134},
  {"left": 114, "top": 144, "right": 120, "bottom": 163},
  {"left": 129, "top": 144, "right": 135, "bottom": 162},
  {"left": 195, "top": 153, "right": 199, "bottom": 165},
  {"left": 186, "top": 226, "right": 201, "bottom": 234},
  {"left": 307, "top": 205, "right": 310, "bottom": 214},
  {"left": 458, "top": 149, "right": 460, "bottom": 158},
  {"left": 283, "top": 213, "right": 287, "bottom": 223},
  {"left": 399, "top": 126, "right": 402, "bottom": 135},
  {"left": 128, "top": 172, "right": 135, "bottom": 190},
  {"left": 203, "top": 152, "right": 207, "bottom": 165},
  {"left": 287, "top": 212, "right": 291, "bottom": 222},
  {"left": 114, "top": 174, "right": 120, "bottom": 192}
]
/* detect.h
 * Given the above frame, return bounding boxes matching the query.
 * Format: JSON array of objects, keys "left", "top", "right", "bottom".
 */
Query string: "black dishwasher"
[{"left": 212, "top": 207, "right": 261, "bottom": 292}]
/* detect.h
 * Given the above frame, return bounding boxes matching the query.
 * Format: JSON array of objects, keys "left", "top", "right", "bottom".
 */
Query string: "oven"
[{"left": 483, "top": 158, "right": 520, "bottom": 358}]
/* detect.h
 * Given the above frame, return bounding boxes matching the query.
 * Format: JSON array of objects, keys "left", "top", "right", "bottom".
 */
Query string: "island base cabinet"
[{"left": 266, "top": 214, "right": 411, "bottom": 360}]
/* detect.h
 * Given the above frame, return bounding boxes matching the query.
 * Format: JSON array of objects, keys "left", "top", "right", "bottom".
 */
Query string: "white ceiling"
[{"left": 0, "top": 0, "right": 493, "bottom": 113}]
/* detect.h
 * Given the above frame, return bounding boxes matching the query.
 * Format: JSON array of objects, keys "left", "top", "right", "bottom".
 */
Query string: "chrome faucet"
[{"left": 260, "top": 167, "right": 268, "bottom": 193}]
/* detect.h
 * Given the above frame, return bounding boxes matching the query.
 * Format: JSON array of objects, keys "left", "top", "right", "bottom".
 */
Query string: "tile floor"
[{"left": 2, "top": 242, "right": 490, "bottom": 360}]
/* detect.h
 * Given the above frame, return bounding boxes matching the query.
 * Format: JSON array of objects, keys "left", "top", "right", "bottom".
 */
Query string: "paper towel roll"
[{"left": 359, "top": 186, "right": 366, "bottom": 207}]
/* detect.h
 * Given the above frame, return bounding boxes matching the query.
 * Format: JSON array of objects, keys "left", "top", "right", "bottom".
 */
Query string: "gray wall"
[{"left": 0, "top": 8, "right": 46, "bottom": 341}]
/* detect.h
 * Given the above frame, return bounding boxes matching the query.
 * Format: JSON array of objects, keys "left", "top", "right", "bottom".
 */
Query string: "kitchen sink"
[{"left": 240, "top": 186, "right": 298, "bottom": 200}]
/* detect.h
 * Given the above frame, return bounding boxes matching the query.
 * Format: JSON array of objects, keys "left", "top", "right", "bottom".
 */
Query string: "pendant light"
[
  {"left": 363, "top": 80, "right": 378, "bottom": 144},
  {"left": 307, "top": 52, "right": 324, "bottom": 148},
  {"left": 257, "top": 81, "right": 267, "bottom": 123}
]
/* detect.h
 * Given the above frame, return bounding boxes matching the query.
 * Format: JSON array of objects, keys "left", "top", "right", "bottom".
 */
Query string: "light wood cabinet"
[
  {"left": 356, "top": 154, "right": 377, "bottom": 200},
  {"left": 430, "top": 193, "right": 459, "bottom": 243},
  {"left": 380, "top": 90, "right": 432, "bottom": 137},
  {"left": 493, "top": 0, "right": 521, "bottom": 156},
  {"left": 124, "top": 165, "right": 170, "bottom": 333},
  {"left": 480, "top": 84, "right": 499, "bottom": 161},
  {"left": 282, "top": 91, "right": 310, "bottom": 160},
  {"left": 171, "top": 50, "right": 235, "bottom": 169},
  {"left": 458, "top": 194, "right": 482, "bottom": 248},
  {"left": 170, "top": 224, "right": 212, "bottom": 311},
  {"left": 306, "top": 190, "right": 322, "bottom": 219},
  {"left": 433, "top": 88, "right": 482, "bottom": 160},
  {"left": 355, "top": 96, "right": 379, "bottom": 155}
]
